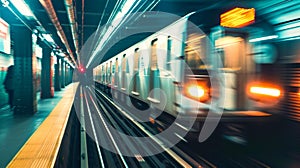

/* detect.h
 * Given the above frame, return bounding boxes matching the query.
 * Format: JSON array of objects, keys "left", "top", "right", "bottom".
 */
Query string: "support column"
[
  {"left": 40, "top": 43, "right": 53, "bottom": 98},
  {"left": 54, "top": 56, "right": 61, "bottom": 91},
  {"left": 13, "top": 26, "right": 37, "bottom": 114},
  {"left": 70, "top": 68, "right": 74, "bottom": 83},
  {"left": 65, "top": 63, "right": 68, "bottom": 86},
  {"left": 61, "top": 59, "right": 65, "bottom": 88}
]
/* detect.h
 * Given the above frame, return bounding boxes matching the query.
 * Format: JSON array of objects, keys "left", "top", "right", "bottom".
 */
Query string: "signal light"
[{"left": 78, "top": 66, "right": 86, "bottom": 74}]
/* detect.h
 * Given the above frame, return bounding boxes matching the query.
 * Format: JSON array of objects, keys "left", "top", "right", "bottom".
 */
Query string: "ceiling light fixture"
[
  {"left": 42, "top": 34, "right": 55, "bottom": 44},
  {"left": 9, "top": 0, "right": 34, "bottom": 17}
]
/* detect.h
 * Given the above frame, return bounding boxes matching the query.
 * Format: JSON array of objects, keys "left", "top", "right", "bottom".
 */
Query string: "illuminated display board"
[
  {"left": 220, "top": 7, "right": 255, "bottom": 28},
  {"left": 0, "top": 18, "right": 11, "bottom": 54}
]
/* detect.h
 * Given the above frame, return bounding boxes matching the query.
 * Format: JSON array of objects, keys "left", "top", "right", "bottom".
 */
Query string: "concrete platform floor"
[{"left": 0, "top": 86, "right": 70, "bottom": 167}]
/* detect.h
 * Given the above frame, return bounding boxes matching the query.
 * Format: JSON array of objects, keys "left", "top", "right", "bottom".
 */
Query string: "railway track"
[
  {"left": 77, "top": 85, "right": 272, "bottom": 167},
  {"left": 77, "top": 85, "right": 210, "bottom": 168}
]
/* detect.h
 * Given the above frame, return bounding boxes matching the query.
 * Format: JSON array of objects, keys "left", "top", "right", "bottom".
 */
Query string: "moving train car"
[
  {"left": 94, "top": 6, "right": 300, "bottom": 143},
  {"left": 94, "top": 14, "right": 217, "bottom": 133}
]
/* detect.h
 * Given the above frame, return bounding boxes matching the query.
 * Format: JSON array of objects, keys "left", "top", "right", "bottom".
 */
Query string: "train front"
[{"left": 177, "top": 12, "right": 282, "bottom": 144}]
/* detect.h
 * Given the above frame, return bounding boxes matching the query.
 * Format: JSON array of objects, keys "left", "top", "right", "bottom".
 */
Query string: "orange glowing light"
[
  {"left": 187, "top": 85, "right": 205, "bottom": 98},
  {"left": 250, "top": 86, "right": 281, "bottom": 97},
  {"left": 149, "top": 117, "right": 155, "bottom": 124},
  {"left": 220, "top": 7, "right": 255, "bottom": 28},
  {"left": 183, "top": 83, "right": 210, "bottom": 102}
]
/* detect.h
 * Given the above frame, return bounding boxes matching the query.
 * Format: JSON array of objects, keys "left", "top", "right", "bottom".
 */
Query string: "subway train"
[{"left": 93, "top": 9, "right": 300, "bottom": 144}]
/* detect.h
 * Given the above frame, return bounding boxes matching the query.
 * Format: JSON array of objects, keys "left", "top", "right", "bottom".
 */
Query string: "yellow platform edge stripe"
[{"left": 7, "top": 83, "right": 79, "bottom": 168}]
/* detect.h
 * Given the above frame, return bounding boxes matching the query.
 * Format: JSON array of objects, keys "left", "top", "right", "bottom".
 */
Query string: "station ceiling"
[{"left": 0, "top": 0, "right": 298, "bottom": 66}]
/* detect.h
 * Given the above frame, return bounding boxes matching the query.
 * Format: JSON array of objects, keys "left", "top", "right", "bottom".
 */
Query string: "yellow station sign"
[{"left": 220, "top": 7, "right": 255, "bottom": 28}]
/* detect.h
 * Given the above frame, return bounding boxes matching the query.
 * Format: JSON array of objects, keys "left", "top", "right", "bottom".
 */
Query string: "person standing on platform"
[{"left": 3, "top": 65, "right": 15, "bottom": 111}]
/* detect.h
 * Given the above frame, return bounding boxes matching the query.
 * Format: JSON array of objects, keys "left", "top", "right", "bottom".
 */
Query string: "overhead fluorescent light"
[
  {"left": 87, "top": 0, "right": 138, "bottom": 67},
  {"left": 42, "top": 34, "right": 55, "bottom": 44},
  {"left": 57, "top": 52, "right": 66, "bottom": 57},
  {"left": 9, "top": 0, "right": 34, "bottom": 17},
  {"left": 1, "top": 0, "right": 9, "bottom": 7},
  {"left": 249, "top": 35, "right": 278, "bottom": 43}
]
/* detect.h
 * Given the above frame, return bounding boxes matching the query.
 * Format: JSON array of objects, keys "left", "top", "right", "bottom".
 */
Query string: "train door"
[
  {"left": 105, "top": 62, "right": 108, "bottom": 84},
  {"left": 121, "top": 54, "right": 127, "bottom": 102},
  {"left": 101, "top": 65, "right": 105, "bottom": 84},
  {"left": 109, "top": 61, "right": 112, "bottom": 85},
  {"left": 212, "top": 28, "right": 254, "bottom": 110},
  {"left": 132, "top": 48, "right": 140, "bottom": 96},
  {"left": 121, "top": 54, "right": 127, "bottom": 91},
  {"left": 115, "top": 57, "right": 119, "bottom": 87},
  {"left": 114, "top": 57, "right": 119, "bottom": 99},
  {"left": 148, "top": 39, "right": 160, "bottom": 103},
  {"left": 166, "top": 36, "right": 172, "bottom": 71}
]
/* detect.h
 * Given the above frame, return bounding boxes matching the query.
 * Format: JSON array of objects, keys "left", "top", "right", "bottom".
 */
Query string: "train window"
[
  {"left": 215, "top": 36, "right": 243, "bottom": 69},
  {"left": 134, "top": 48, "right": 139, "bottom": 71},
  {"left": 115, "top": 58, "right": 118, "bottom": 73},
  {"left": 102, "top": 65, "right": 105, "bottom": 82},
  {"left": 106, "top": 62, "right": 108, "bottom": 83},
  {"left": 149, "top": 39, "right": 160, "bottom": 100},
  {"left": 185, "top": 34, "right": 207, "bottom": 70},
  {"left": 166, "top": 36, "right": 172, "bottom": 71},
  {"left": 115, "top": 58, "right": 119, "bottom": 86},
  {"left": 122, "top": 54, "right": 126, "bottom": 89},
  {"left": 151, "top": 39, "right": 158, "bottom": 70},
  {"left": 104, "top": 63, "right": 106, "bottom": 83},
  {"left": 122, "top": 54, "right": 126, "bottom": 72},
  {"left": 109, "top": 61, "right": 112, "bottom": 83},
  {"left": 133, "top": 48, "right": 139, "bottom": 92}
]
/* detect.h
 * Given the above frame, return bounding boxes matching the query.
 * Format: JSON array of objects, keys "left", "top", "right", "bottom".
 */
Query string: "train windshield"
[
  {"left": 185, "top": 34, "right": 210, "bottom": 71},
  {"left": 215, "top": 36, "right": 245, "bottom": 70}
]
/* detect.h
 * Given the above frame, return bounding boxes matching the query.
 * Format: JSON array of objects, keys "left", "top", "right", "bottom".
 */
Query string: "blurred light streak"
[
  {"left": 249, "top": 35, "right": 278, "bottom": 42},
  {"left": 250, "top": 86, "right": 281, "bottom": 97}
]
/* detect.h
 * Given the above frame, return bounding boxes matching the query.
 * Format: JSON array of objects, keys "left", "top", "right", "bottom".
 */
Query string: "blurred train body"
[{"left": 93, "top": 9, "right": 300, "bottom": 144}]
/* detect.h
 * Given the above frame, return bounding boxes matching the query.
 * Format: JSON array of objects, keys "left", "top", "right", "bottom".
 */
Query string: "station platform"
[{"left": 0, "top": 84, "right": 76, "bottom": 167}]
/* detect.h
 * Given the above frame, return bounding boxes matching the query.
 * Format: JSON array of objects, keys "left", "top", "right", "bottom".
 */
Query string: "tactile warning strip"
[{"left": 7, "top": 83, "right": 79, "bottom": 168}]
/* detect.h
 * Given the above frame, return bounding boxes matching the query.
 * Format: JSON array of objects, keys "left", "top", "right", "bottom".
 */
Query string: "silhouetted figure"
[{"left": 3, "top": 65, "right": 14, "bottom": 110}]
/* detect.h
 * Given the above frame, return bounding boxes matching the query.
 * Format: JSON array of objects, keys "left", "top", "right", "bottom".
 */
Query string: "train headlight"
[
  {"left": 247, "top": 83, "right": 282, "bottom": 104},
  {"left": 249, "top": 86, "right": 281, "bottom": 97},
  {"left": 187, "top": 85, "right": 205, "bottom": 98},
  {"left": 184, "top": 83, "right": 210, "bottom": 102}
]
